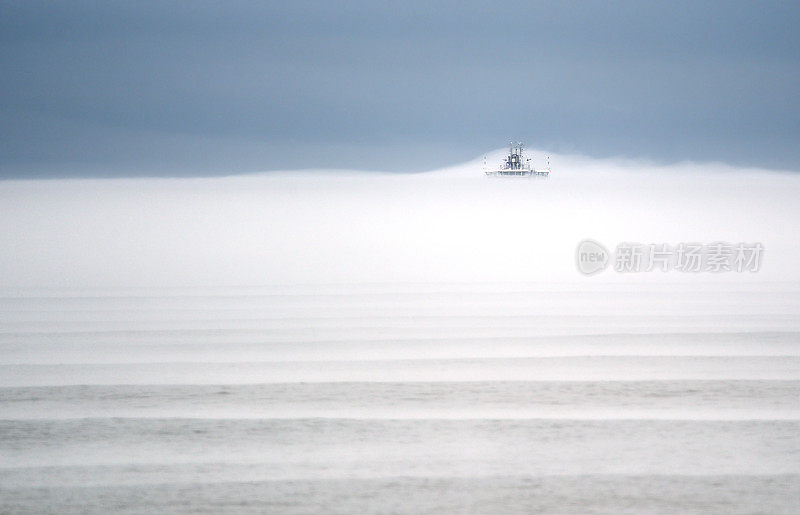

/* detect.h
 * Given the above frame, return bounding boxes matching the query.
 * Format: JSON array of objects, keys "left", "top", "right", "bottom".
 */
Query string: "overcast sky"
[{"left": 2, "top": 1, "right": 799, "bottom": 177}]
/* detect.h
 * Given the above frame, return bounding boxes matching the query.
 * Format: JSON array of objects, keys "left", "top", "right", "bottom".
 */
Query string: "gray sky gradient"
[{"left": 2, "top": 0, "right": 799, "bottom": 177}]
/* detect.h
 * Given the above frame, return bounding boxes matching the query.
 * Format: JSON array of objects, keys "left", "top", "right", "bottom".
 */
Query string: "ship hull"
[{"left": 485, "top": 170, "right": 549, "bottom": 177}]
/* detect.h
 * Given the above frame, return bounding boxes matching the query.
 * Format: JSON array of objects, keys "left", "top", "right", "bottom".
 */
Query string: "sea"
[{"left": 1, "top": 282, "right": 799, "bottom": 513}]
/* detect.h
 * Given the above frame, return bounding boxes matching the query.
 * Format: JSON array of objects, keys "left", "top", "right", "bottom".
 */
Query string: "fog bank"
[{"left": 1, "top": 151, "right": 798, "bottom": 289}]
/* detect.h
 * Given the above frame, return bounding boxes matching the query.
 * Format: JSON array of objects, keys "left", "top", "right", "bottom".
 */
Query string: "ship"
[{"left": 485, "top": 141, "right": 550, "bottom": 177}]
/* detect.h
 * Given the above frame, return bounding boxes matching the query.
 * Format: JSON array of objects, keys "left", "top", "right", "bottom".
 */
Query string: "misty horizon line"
[{"left": 3, "top": 147, "right": 798, "bottom": 181}]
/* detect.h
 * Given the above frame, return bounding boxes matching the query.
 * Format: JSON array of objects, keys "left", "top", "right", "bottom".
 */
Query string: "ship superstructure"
[{"left": 485, "top": 142, "right": 549, "bottom": 177}]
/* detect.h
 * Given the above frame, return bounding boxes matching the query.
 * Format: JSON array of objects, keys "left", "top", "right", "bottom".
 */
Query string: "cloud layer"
[
  {"left": 1, "top": 151, "right": 798, "bottom": 289},
  {"left": 2, "top": 1, "right": 799, "bottom": 176}
]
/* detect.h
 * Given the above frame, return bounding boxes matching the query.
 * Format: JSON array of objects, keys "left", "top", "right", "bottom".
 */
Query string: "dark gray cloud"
[{"left": 2, "top": 0, "right": 799, "bottom": 177}]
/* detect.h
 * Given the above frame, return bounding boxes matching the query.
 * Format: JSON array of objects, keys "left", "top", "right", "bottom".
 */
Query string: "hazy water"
[{"left": 2, "top": 283, "right": 800, "bottom": 513}]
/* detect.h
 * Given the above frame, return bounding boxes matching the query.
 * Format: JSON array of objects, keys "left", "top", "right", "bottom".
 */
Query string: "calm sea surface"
[{"left": 2, "top": 283, "right": 799, "bottom": 513}]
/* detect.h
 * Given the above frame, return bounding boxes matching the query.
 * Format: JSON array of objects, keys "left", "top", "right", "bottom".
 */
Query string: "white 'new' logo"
[{"left": 576, "top": 239, "right": 609, "bottom": 275}]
